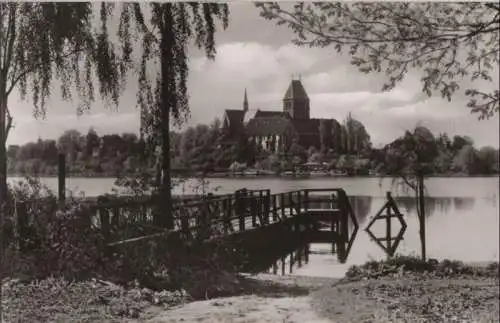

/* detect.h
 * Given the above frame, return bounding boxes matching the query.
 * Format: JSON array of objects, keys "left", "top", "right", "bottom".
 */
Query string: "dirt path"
[
  {"left": 134, "top": 273, "right": 499, "bottom": 323},
  {"left": 135, "top": 274, "right": 337, "bottom": 323},
  {"left": 144, "top": 295, "right": 331, "bottom": 323}
]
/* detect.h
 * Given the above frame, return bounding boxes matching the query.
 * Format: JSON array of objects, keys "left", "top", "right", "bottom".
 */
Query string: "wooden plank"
[
  {"left": 373, "top": 237, "right": 404, "bottom": 242},
  {"left": 308, "top": 231, "right": 342, "bottom": 243},
  {"left": 305, "top": 208, "right": 341, "bottom": 213},
  {"left": 375, "top": 214, "right": 404, "bottom": 220}
]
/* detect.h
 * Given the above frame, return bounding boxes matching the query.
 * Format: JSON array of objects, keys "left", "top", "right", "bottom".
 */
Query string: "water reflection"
[
  {"left": 245, "top": 195, "right": 499, "bottom": 278},
  {"left": 393, "top": 196, "right": 476, "bottom": 217}
]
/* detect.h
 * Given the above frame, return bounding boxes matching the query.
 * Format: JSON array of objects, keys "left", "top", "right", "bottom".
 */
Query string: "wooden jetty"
[{"left": 13, "top": 188, "right": 360, "bottom": 264}]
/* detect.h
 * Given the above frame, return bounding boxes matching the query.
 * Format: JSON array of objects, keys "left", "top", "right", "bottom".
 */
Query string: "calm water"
[{"left": 7, "top": 176, "right": 500, "bottom": 277}]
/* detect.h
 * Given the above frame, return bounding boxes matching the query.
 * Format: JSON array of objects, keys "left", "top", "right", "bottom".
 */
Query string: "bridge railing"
[{"left": 10, "top": 187, "right": 358, "bottom": 247}]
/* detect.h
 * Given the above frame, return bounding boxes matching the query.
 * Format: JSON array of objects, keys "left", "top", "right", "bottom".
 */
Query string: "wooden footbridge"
[
  {"left": 13, "top": 188, "right": 360, "bottom": 266},
  {"left": 85, "top": 188, "right": 358, "bottom": 261}
]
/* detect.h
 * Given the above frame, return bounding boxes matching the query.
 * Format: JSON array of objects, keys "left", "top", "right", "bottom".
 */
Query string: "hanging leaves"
[{"left": 256, "top": 2, "right": 500, "bottom": 119}]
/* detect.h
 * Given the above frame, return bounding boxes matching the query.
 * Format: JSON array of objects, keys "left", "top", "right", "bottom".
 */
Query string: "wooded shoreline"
[{"left": 7, "top": 172, "right": 499, "bottom": 179}]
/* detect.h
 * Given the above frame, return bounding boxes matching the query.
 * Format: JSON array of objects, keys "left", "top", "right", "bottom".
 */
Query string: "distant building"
[{"left": 219, "top": 79, "right": 354, "bottom": 156}]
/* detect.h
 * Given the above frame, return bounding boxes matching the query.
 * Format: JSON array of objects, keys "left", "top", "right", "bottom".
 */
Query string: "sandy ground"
[
  {"left": 132, "top": 272, "right": 499, "bottom": 323},
  {"left": 144, "top": 295, "right": 331, "bottom": 323},
  {"left": 135, "top": 274, "right": 337, "bottom": 323}
]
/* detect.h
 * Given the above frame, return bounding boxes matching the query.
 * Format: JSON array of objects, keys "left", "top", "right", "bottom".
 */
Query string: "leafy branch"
[{"left": 256, "top": 2, "right": 500, "bottom": 119}]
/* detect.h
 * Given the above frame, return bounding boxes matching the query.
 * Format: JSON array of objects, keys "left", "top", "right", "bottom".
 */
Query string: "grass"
[
  {"left": 312, "top": 257, "right": 500, "bottom": 323},
  {"left": 2, "top": 257, "right": 499, "bottom": 322},
  {"left": 1, "top": 277, "right": 189, "bottom": 322}
]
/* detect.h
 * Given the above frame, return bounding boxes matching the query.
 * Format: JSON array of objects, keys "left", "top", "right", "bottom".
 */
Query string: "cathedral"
[{"left": 219, "top": 79, "right": 344, "bottom": 155}]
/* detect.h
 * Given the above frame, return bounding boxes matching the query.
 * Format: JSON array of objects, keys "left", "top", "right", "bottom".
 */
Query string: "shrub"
[
  {"left": 345, "top": 256, "right": 499, "bottom": 281},
  {"left": 3, "top": 177, "right": 107, "bottom": 280}
]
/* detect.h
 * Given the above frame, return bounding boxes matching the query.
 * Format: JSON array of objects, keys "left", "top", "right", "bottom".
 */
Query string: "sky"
[{"left": 6, "top": 2, "right": 500, "bottom": 149}]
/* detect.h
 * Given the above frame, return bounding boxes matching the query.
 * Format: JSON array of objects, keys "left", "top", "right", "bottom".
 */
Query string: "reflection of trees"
[
  {"left": 394, "top": 196, "right": 455, "bottom": 218},
  {"left": 349, "top": 196, "right": 372, "bottom": 226},
  {"left": 452, "top": 197, "right": 475, "bottom": 211},
  {"left": 393, "top": 196, "right": 476, "bottom": 217},
  {"left": 307, "top": 195, "right": 372, "bottom": 228}
]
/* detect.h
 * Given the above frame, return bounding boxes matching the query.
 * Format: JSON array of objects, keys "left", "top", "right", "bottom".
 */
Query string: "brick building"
[{"left": 220, "top": 79, "right": 347, "bottom": 155}]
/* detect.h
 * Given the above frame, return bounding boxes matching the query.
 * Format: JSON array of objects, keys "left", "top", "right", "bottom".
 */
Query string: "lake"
[{"left": 7, "top": 176, "right": 500, "bottom": 277}]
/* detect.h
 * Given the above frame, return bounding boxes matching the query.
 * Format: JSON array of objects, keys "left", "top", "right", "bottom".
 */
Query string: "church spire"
[{"left": 243, "top": 88, "right": 249, "bottom": 112}]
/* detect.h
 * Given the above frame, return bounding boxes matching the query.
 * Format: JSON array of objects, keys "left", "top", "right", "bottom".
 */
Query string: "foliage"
[
  {"left": 287, "top": 142, "right": 307, "bottom": 162},
  {"left": 1, "top": 276, "right": 190, "bottom": 321},
  {"left": 0, "top": 3, "right": 129, "bottom": 237},
  {"left": 3, "top": 178, "right": 108, "bottom": 280},
  {"left": 8, "top": 129, "right": 149, "bottom": 177},
  {"left": 345, "top": 255, "right": 499, "bottom": 281},
  {"left": 114, "top": 3, "right": 229, "bottom": 229},
  {"left": 382, "top": 126, "right": 438, "bottom": 188},
  {"left": 7, "top": 126, "right": 499, "bottom": 177},
  {"left": 342, "top": 113, "right": 372, "bottom": 155},
  {"left": 3, "top": 176, "right": 243, "bottom": 304},
  {"left": 257, "top": 2, "right": 500, "bottom": 119},
  {"left": 314, "top": 257, "right": 499, "bottom": 323}
]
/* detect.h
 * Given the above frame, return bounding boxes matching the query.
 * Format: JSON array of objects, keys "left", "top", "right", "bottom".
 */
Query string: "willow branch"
[
  {"left": 5, "top": 47, "right": 85, "bottom": 96},
  {"left": 1, "top": 4, "right": 16, "bottom": 77}
]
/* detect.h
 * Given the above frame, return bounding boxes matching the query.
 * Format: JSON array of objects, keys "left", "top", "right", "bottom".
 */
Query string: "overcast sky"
[{"left": 7, "top": 2, "right": 500, "bottom": 148}]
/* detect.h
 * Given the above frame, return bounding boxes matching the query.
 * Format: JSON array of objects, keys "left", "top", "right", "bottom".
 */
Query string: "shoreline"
[
  {"left": 7, "top": 173, "right": 500, "bottom": 180},
  {"left": 2, "top": 260, "right": 498, "bottom": 322}
]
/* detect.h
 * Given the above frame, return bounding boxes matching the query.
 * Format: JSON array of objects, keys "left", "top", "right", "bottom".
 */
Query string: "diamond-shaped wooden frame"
[
  {"left": 365, "top": 193, "right": 407, "bottom": 257},
  {"left": 336, "top": 190, "right": 359, "bottom": 263}
]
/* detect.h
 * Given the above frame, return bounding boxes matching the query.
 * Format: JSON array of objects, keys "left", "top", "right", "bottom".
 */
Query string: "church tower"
[
  {"left": 283, "top": 78, "right": 310, "bottom": 119},
  {"left": 243, "top": 88, "right": 249, "bottom": 113}
]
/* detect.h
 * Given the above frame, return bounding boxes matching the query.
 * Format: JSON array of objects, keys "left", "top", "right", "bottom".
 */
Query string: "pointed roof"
[
  {"left": 283, "top": 79, "right": 309, "bottom": 100},
  {"left": 254, "top": 110, "right": 289, "bottom": 119},
  {"left": 243, "top": 88, "right": 248, "bottom": 111},
  {"left": 246, "top": 116, "right": 295, "bottom": 137}
]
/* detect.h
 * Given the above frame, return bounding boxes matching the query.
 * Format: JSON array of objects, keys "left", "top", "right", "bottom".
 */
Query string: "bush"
[
  {"left": 3, "top": 176, "right": 245, "bottom": 301},
  {"left": 3, "top": 177, "right": 107, "bottom": 280},
  {"left": 345, "top": 256, "right": 499, "bottom": 281}
]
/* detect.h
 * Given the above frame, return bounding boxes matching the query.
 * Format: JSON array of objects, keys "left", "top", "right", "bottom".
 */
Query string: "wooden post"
[
  {"left": 17, "top": 202, "right": 28, "bottom": 252},
  {"left": 97, "top": 197, "right": 110, "bottom": 242},
  {"left": 331, "top": 193, "right": 336, "bottom": 235},
  {"left": 272, "top": 195, "right": 278, "bottom": 222},
  {"left": 223, "top": 197, "right": 231, "bottom": 235},
  {"left": 280, "top": 194, "right": 286, "bottom": 219},
  {"left": 180, "top": 212, "right": 190, "bottom": 238},
  {"left": 337, "top": 239, "right": 347, "bottom": 263},
  {"left": 340, "top": 191, "right": 349, "bottom": 243},
  {"left": 57, "top": 153, "right": 66, "bottom": 204},
  {"left": 386, "top": 191, "right": 392, "bottom": 258},
  {"left": 236, "top": 192, "right": 245, "bottom": 232},
  {"left": 329, "top": 193, "right": 335, "bottom": 210},
  {"left": 113, "top": 206, "right": 120, "bottom": 228},
  {"left": 258, "top": 190, "right": 265, "bottom": 225},
  {"left": 289, "top": 250, "right": 294, "bottom": 273},
  {"left": 264, "top": 189, "right": 271, "bottom": 225},
  {"left": 418, "top": 174, "right": 426, "bottom": 261},
  {"left": 297, "top": 191, "right": 301, "bottom": 214},
  {"left": 251, "top": 197, "right": 257, "bottom": 227},
  {"left": 281, "top": 256, "right": 286, "bottom": 275},
  {"left": 288, "top": 192, "right": 293, "bottom": 217},
  {"left": 302, "top": 190, "right": 309, "bottom": 213}
]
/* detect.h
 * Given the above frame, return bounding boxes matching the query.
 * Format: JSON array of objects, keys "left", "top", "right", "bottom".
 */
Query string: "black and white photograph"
[{"left": 0, "top": 1, "right": 499, "bottom": 322}]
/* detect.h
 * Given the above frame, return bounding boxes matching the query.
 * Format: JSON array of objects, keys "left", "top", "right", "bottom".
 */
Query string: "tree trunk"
[
  {"left": 417, "top": 174, "right": 426, "bottom": 261},
  {"left": 159, "top": 4, "right": 175, "bottom": 229},
  {"left": 0, "top": 87, "right": 8, "bottom": 269}
]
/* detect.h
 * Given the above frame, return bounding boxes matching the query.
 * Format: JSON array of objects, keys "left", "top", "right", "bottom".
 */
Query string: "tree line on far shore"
[{"left": 6, "top": 121, "right": 499, "bottom": 177}]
